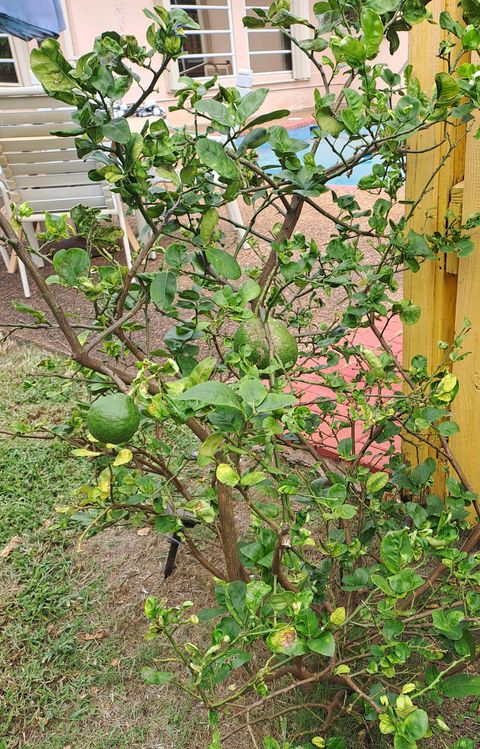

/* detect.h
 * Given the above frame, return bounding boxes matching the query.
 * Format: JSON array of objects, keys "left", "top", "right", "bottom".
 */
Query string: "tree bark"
[{"left": 217, "top": 481, "right": 247, "bottom": 581}]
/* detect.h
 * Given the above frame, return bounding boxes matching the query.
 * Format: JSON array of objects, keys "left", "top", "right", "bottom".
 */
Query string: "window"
[
  {"left": 165, "top": 0, "right": 310, "bottom": 89},
  {"left": 0, "top": 35, "right": 19, "bottom": 84},
  {"left": 245, "top": 1, "right": 292, "bottom": 75},
  {"left": 170, "top": 1, "right": 235, "bottom": 79},
  {"left": 0, "top": 35, "right": 31, "bottom": 86}
]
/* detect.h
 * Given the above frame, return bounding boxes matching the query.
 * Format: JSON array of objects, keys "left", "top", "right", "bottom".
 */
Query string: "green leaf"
[
  {"left": 442, "top": 673, "right": 480, "bottom": 697},
  {"left": 241, "top": 471, "right": 267, "bottom": 486},
  {"left": 206, "top": 248, "right": 241, "bottom": 280},
  {"left": 393, "top": 737, "right": 416, "bottom": 749},
  {"left": 195, "top": 138, "right": 241, "bottom": 181},
  {"left": 330, "top": 607, "right": 346, "bottom": 626},
  {"left": 188, "top": 357, "right": 217, "bottom": 386},
  {"left": 103, "top": 117, "right": 131, "bottom": 144},
  {"left": 71, "top": 448, "right": 101, "bottom": 457},
  {"left": 366, "top": 471, "right": 389, "bottom": 494},
  {"left": 198, "top": 434, "right": 223, "bottom": 466},
  {"left": 195, "top": 99, "right": 234, "bottom": 127},
  {"left": 461, "top": 0, "right": 480, "bottom": 24},
  {"left": 154, "top": 515, "right": 181, "bottom": 533},
  {"left": 240, "top": 279, "right": 261, "bottom": 303},
  {"left": 200, "top": 208, "right": 219, "bottom": 243},
  {"left": 238, "top": 378, "right": 267, "bottom": 408},
  {"left": 440, "top": 10, "right": 463, "bottom": 36},
  {"left": 388, "top": 569, "right": 423, "bottom": 597},
  {"left": 141, "top": 667, "right": 175, "bottom": 686},
  {"left": 246, "top": 109, "right": 290, "bottom": 128},
  {"left": 12, "top": 302, "right": 48, "bottom": 324},
  {"left": 307, "top": 632, "right": 335, "bottom": 657},
  {"left": 365, "top": 0, "right": 399, "bottom": 11},
  {"left": 242, "top": 15, "right": 266, "bottom": 28},
  {"left": 462, "top": 24, "right": 480, "bottom": 49},
  {"left": 256, "top": 393, "right": 297, "bottom": 412},
  {"left": 225, "top": 580, "right": 247, "bottom": 623},
  {"left": 436, "top": 420, "right": 459, "bottom": 436},
  {"left": 435, "top": 72, "right": 460, "bottom": 106},
  {"left": 331, "top": 36, "right": 366, "bottom": 66},
  {"left": 380, "top": 530, "right": 414, "bottom": 573},
  {"left": 403, "top": 709, "right": 429, "bottom": 741},
  {"left": 53, "top": 247, "right": 90, "bottom": 286},
  {"left": 30, "top": 39, "right": 78, "bottom": 93},
  {"left": 216, "top": 463, "right": 240, "bottom": 486},
  {"left": 236, "top": 88, "right": 269, "bottom": 123},
  {"left": 361, "top": 9, "right": 384, "bottom": 58},
  {"left": 150, "top": 271, "right": 177, "bottom": 310},
  {"left": 432, "top": 609, "right": 465, "bottom": 640},
  {"left": 315, "top": 106, "right": 344, "bottom": 137},
  {"left": 399, "top": 300, "right": 421, "bottom": 325},
  {"left": 177, "top": 381, "right": 243, "bottom": 411},
  {"left": 451, "top": 740, "right": 475, "bottom": 749}
]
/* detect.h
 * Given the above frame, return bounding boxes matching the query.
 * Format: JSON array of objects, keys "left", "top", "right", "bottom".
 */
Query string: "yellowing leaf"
[
  {"left": 216, "top": 463, "right": 240, "bottom": 486},
  {"left": 71, "top": 448, "right": 101, "bottom": 458},
  {"left": 114, "top": 448, "right": 133, "bottom": 466},
  {"left": 366, "top": 471, "right": 389, "bottom": 494},
  {"left": 312, "top": 738, "right": 326, "bottom": 748},
  {"left": 334, "top": 664, "right": 351, "bottom": 675},
  {"left": 435, "top": 373, "right": 458, "bottom": 401},
  {"left": 330, "top": 607, "right": 346, "bottom": 626}
]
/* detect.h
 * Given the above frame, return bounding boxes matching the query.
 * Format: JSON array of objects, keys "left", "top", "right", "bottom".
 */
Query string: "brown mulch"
[{"left": 0, "top": 189, "right": 403, "bottom": 355}]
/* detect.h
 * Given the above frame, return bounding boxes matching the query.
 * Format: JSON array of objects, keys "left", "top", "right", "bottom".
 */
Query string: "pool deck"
[{"left": 297, "top": 317, "right": 403, "bottom": 470}]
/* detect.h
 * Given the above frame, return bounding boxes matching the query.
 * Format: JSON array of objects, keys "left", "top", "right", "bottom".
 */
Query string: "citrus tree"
[{"left": 1, "top": 2, "right": 480, "bottom": 747}]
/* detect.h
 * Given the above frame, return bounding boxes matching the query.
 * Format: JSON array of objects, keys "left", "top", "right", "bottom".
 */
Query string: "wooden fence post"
[
  {"left": 403, "top": 0, "right": 469, "bottom": 495},
  {"left": 450, "top": 112, "right": 480, "bottom": 519}
]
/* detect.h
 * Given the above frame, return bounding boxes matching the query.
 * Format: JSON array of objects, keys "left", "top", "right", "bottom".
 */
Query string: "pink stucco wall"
[{"left": 62, "top": 0, "right": 408, "bottom": 126}]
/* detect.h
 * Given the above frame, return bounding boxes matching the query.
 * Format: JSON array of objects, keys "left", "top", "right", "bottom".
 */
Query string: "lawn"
[
  {"left": 1, "top": 343, "right": 478, "bottom": 749},
  {"left": 0, "top": 344, "right": 202, "bottom": 749}
]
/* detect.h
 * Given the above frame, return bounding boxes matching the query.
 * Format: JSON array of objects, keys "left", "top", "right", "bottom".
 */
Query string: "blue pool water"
[{"left": 254, "top": 124, "right": 380, "bottom": 186}]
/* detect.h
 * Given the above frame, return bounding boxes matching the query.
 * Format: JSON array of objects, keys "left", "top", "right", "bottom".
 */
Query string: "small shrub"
[{"left": 2, "top": 2, "right": 480, "bottom": 747}]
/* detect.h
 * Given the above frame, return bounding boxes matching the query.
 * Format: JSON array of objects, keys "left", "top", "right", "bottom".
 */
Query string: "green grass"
[
  {"left": 0, "top": 344, "right": 208, "bottom": 749},
  {"left": 0, "top": 347, "right": 113, "bottom": 746},
  {"left": 2, "top": 344, "right": 476, "bottom": 749}
]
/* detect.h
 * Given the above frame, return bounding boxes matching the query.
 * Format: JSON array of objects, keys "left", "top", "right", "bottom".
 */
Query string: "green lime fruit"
[
  {"left": 87, "top": 393, "right": 140, "bottom": 444},
  {"left": 233, "top": 318, "right": 298, "bottom": 370}
]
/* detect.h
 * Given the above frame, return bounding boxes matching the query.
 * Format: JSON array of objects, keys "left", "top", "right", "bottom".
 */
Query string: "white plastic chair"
[{"left": 0, "top": 86, "right": 132, "bottom": 298}]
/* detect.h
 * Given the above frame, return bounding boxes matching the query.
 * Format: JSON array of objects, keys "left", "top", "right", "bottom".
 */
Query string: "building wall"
[{"left": 60, "top": 0, "right": 407, "bottom": 126}]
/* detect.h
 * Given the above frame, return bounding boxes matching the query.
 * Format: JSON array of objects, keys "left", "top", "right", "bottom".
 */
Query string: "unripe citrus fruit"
[
  {"left": 233, "top": 318, "right": 298, "bottom": 370},
  {"left": 87, "top": 393, "right": 140, "bottom": 444}
]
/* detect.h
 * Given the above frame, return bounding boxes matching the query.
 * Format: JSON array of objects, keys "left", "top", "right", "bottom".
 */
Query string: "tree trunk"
[{"left": 217, "top": 482, "right": 247, "bottom": 581}]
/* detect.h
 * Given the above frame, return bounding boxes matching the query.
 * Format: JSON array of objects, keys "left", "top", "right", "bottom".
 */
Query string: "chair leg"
[
  {"left": 226, "top": 200, "right": 249, "bottom": 246},
  {"left": 18, "top": 258, "right": 31, "bottom": 298},
  {"left": 0, "top": 242, "right": 9, "bottom": 268},
  {"left": 113, "top": 194, "right": 132, "bottom": 268},
  {"left": 135, "top": 209, "right": 156, "bottom": 259},
  {"left": 22, "top": 222, "right": 44, "bottom": 268}
]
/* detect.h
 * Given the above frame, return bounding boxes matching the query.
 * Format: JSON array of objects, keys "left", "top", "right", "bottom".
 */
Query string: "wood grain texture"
[
  {"left": 450, "top": 111, "right": 480, "bottom": 520},
  {"left": 403, "top": 0, "right": 469, "bottom": 494}
]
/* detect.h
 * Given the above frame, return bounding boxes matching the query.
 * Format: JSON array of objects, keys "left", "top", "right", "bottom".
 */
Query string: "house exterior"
[{"left": 0, "top": 1, "right": 407, "bottom": 125}]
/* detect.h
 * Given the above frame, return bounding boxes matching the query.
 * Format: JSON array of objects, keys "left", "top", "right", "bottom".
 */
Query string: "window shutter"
[{"left": 291, "top": 0, "right": 311, "bottom": 81}]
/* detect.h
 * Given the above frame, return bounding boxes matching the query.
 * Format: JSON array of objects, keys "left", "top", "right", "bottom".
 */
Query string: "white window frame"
[
  {"left": 164, "top": 1, "right": 237, "bottom": 91},
  {"left": 0, "top": 35, "right": 31, "bottom": 87},
  {"left": 245, "top": 0, "right": 311, "bottom": 83}
]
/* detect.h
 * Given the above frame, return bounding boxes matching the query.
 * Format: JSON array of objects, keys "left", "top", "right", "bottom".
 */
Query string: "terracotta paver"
[{"left": 1, "top": 185, "right": 404, "bottom": 467}]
